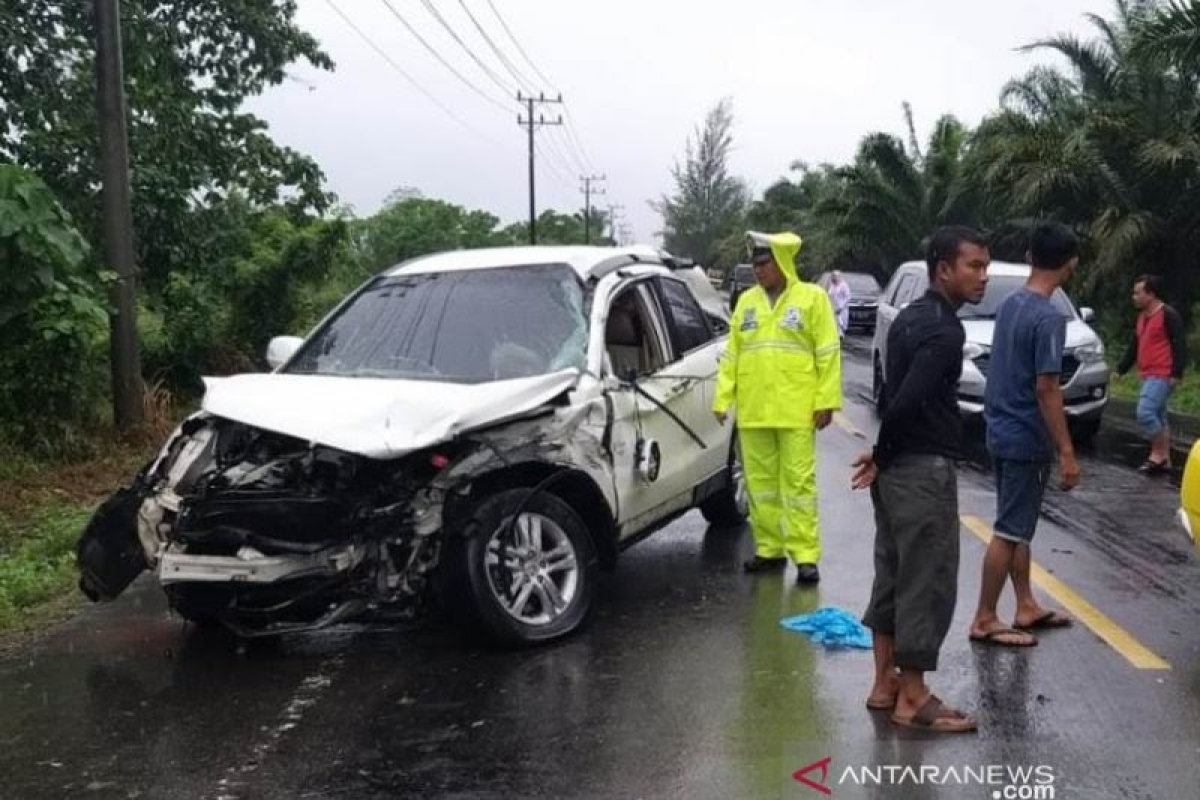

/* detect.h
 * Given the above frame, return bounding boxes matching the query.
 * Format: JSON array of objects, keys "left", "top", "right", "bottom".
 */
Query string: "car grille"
[{"left": 974, "top": 353, "right": 1080, "bottom": 386}]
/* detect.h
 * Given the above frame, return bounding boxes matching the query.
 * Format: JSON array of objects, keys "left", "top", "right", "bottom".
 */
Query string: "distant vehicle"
[
  {"left": 816, "top": 271, "right": 882, "bottom": 333},
  {"left": 728, "top": 264, "right": 755, "bottom": 309},
  {"left": 871, "top": 261, "right": 1110, "bottom": 440}
]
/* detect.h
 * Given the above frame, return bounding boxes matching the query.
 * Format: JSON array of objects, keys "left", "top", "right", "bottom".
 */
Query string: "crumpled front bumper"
[{"left": 157, "top": 543, "right": 365, "bottom": 586}]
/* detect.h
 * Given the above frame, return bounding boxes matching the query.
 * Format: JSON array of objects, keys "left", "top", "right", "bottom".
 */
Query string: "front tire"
[{"left": 443, "top": 489, "right": 597, "bottom": 646}]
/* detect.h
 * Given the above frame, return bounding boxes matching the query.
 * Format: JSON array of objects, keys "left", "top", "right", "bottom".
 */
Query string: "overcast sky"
[{"left": 251, "top": 0, "right": 1112, "bottom": 244}]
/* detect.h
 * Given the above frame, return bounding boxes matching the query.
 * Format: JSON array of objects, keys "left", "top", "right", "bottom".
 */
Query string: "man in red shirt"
[{"left": 1116, "top": 275, "right": 1187, "bottom": 473}]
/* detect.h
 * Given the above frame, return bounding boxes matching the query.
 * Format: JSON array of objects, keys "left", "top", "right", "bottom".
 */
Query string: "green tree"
[
  {"left": 739, "top": 162, "right": 852, "bottom": 279},
  {"left": 356, "top": 196, "right": 508, "bottom": 273},
  {"left": 817, "top": 106, "right": 975, "bottom": 277},
  {"left": 654, "top": 98, "right": 749, "bottom": 269},
  {"left": 0, "top": 0, "right": 333, "bottom": 289},
  {"left": 967, "top": 0, "right": 1200, "bottom": 317},
  {"left": 0, "top": 166, "right": 107, "bottom": 451}
]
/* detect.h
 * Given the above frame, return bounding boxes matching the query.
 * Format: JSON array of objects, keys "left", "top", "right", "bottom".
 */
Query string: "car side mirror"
[
  {"left": 266, "top": 335, "right": 304, "bottom": 370},
  {"left": 1079, "top": 307, "right": 1095, "bottom": 323}
]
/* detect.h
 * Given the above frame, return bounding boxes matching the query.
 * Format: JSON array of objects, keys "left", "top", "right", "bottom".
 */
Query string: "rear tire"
[
  {"left": 700, "top": 440, "right": 749, "bottom": 528},
  {"left": 441, "top": 489, "right": 597, "bottom": 646}
]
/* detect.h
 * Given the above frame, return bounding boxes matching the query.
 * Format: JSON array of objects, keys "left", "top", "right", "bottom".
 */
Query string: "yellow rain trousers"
[{"left": 713, "top": 231, "right": 842, "bottom": 563}]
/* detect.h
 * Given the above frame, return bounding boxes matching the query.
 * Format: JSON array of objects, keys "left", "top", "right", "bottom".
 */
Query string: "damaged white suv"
[{"left": 77, "top": 246, "right": 745, "bottom": 644}]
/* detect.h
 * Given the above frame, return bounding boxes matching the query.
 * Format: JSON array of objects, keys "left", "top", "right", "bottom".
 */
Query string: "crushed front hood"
[{"left": 201, "top": 370, "right": 581, "bottom": 459}]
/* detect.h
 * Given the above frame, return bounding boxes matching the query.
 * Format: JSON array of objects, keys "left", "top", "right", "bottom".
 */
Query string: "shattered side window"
[{"left": 287, "top": 264, "right": 588, "bottom": 383}]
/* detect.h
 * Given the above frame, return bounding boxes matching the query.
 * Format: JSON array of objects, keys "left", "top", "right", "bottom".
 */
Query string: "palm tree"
[
  {"left": 816, "top": 106, "right": 976, "bottom": 277},
  {"left": 967, "top": 0, "right": 1200, "bottom": 313}
]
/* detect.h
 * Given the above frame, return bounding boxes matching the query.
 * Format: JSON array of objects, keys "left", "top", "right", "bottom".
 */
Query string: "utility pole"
[
  {"left": 579, "top": 174, "right": 605, "bottom": 244},
  {"left": 606, "top": 203, "right": 624, "bottom": 245},
  {"left": 94, "top": 0, "right": 143, "bottom": 427},
  {"left": 517, "top": 92, "right": 562, "bottom": 245}
]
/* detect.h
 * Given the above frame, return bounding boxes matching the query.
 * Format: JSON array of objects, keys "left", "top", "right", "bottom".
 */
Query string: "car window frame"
[
  {"left": 888, "top": 272, "right": 917, "bottom": 308},
  {"left": 602, "top": 279, "right": 673, "bottom": 379},
  {"left": 653, "top": 275, "right": 716, "bottom": 359}
]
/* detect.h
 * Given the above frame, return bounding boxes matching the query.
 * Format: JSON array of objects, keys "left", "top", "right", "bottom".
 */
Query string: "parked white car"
[
  {"left": 871, "top": 261, "right": 1110, "bottom": 438},
  {"left": 76, "top": 246, "right": 745, "bottom": 644}
]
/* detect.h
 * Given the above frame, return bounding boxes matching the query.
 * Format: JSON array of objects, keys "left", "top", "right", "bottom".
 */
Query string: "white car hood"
[
  {"left": 961, "top": 318, "right": 1098, "bottom": 350},
  {"left": 201, "top": 369, "right": 582, "bottom": 459}
]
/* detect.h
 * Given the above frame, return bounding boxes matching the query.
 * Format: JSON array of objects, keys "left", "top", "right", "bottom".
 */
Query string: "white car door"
[
  {"left": 599, "top": 279, "right": 705, "bottom": 535},
  {"left": 650, "top": 276, "right": 728, "bottom": 484}
]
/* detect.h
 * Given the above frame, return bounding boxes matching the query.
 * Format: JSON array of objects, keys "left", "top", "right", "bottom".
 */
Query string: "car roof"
[
  {"left": 895, "top": 260, "right": 1030, "bottom": 277},
  {"left": 384, "top": 245, "right": 671, "bottom": 280}
]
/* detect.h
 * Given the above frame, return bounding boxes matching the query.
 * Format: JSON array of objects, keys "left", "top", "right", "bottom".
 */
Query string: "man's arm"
[
  {"left": 1036, "top": 374, "right": 1079, "bottom": 490},
  {"left": 1165, "top": 305, "right": 1187, "bottom": 380},
  {"left": 1035, "top": 315, "right": 1079, "bottom": 490},
  {"left": 713, "top": 304, "right": 742, "bottom": 420},
  {"left": 811, "top": 289, "right": 843, "bottom": 415}
]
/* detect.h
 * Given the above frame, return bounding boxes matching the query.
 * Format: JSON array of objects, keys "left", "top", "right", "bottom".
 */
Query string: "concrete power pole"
[
  {"left": 579, "top": 174, "right": 605, "bottom": 244},
  {"left": 94, "top": 0, "right": 143, "bottom": 427},
  {"left": 517, "top": 92, "right": 563, "bottom": 245},
  {"left": 606, "top": 203, "right": 624, "bottom": 245}
]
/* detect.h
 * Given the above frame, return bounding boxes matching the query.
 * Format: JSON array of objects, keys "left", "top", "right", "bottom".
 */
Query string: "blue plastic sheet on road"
[{"left": 780, "top": 607, "right": 873, "bottom": 650}]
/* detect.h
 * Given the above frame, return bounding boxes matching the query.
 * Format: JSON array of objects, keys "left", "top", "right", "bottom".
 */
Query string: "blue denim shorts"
[
  {"left": 993, "top": 458, "right": 1051, "bottom": 544},
  {"left": 1137, "top": 378, "right": 1173, "bottom": 437}
]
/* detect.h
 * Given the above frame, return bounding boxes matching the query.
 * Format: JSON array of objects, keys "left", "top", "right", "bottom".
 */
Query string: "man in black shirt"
[{"left": 851, "top": 226, "right": 989, "bottom": 733}]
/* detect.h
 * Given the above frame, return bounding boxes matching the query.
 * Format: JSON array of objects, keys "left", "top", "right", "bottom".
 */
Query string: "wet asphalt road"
[{"left": 2, "top": 339, "right": 1198, "bottom": 799}]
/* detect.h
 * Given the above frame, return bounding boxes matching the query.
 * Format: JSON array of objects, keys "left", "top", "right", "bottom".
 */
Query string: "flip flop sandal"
[
  {"left": 866, "top": 694, "right": 897, "bottom": 711},
  {"left": 969, "top": 627, "right": 1038, "bottom": 647},
  {"left": 1015, "top": 610, "right": 1073, "bottom": 631},
  {"left": 1138, "top": 459, "right": 1170, "bottom": 475},
  {"left": 891, "top": 695, "right": 977, "bottom": 733}
]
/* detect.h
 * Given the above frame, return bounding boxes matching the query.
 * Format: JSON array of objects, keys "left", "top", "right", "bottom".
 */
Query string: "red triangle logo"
[{"left": 793, "top": 756, "right": 833, "bottom": 795}]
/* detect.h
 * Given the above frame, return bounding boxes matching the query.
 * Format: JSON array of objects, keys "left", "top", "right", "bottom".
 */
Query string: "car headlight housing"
[{"left": 1074, "top": 342, "right": 1105, "bottom": 364}]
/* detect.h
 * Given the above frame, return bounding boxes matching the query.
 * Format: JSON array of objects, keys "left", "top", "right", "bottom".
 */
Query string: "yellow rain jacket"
[
  {"left": 713, "top": 231, "right": 842, "bottom": 564},
  {"left": 713, "top": 231, "right": 843, "bottom": 427}
]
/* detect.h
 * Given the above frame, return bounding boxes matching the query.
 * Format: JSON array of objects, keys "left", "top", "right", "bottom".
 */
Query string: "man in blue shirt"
[{"left": 969, "top": 223, "right": 1080, "bottom": 647}]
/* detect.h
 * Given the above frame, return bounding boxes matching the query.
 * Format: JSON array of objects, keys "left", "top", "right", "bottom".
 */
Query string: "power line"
[
  {"left": 478, "top": 0, "right": 595, "bottom": 172},
  {"left": 377, "top": 0, "right": 509, "bottom": 113},
  {"left": 455, "top": 0, "right": 538, "bottom": 92},
  {"left": 540, "top": 127, "right": 582, "bottom": 182},
  {"left": 323, "top": 0, "right": 507, "bottom": 149},
  {"left": 563, "top": 110, "right": 597, "bottom": 173},
  {"left": 417, "top": 0, "right": 515, "bottom": 98},
  {"left": 546, "top": 125, "right": 589, "bottom": 175},
  {"left": 479, "top": 0, "right": 597, "bottom": 170},
  {"left": 483, "top": 0, "right": 558, "bottom": 91}
]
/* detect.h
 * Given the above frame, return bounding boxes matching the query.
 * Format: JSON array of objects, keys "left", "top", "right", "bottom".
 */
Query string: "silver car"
[{"left": 871, "top": 261, "right": 1110, "bottom": 438}]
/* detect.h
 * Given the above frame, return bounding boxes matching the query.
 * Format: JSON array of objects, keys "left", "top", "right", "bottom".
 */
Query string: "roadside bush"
[{"left": 0, "top": 166, "right": 108, "bottom": 454}]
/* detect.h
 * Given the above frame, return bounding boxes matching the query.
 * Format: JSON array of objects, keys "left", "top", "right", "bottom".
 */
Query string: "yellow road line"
[
  {"left": 832, "top": 412, "right": 866, "bottom": 439},
  {"left": 959, "top": 514, "right": 1171, "bottom": 671}
]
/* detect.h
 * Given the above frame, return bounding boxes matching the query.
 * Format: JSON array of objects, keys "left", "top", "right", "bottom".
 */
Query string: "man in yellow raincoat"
[{"left": 714, "top": 231, "right": 842, "bottom": 584}]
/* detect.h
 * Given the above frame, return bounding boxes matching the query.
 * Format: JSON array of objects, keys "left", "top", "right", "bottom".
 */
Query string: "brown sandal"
[{"left": 891, "top": 695, "right": 977, "bottom": 733}]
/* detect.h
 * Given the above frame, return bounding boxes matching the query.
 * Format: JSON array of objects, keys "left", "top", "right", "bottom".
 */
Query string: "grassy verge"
[
  {"left": 1108, "top": 370, "right": 1200, "bottom": 416},
  {"left": 0, "top": 428, "right": 167, "bottom": 643}
]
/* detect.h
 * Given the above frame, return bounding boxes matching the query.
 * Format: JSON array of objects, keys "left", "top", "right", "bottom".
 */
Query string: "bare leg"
[
  {"left": 867, "top": 633, "right": 900, "bottom": 707},
  {"left": 1151, "top": 425, "right": 1172, "bottom": 464},
  {"left": 971, "top": 537, "right": 1036, "bottom": 645},
  {"left": 1011, "top": 543, "right": 1043, "bottom": 623}
]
